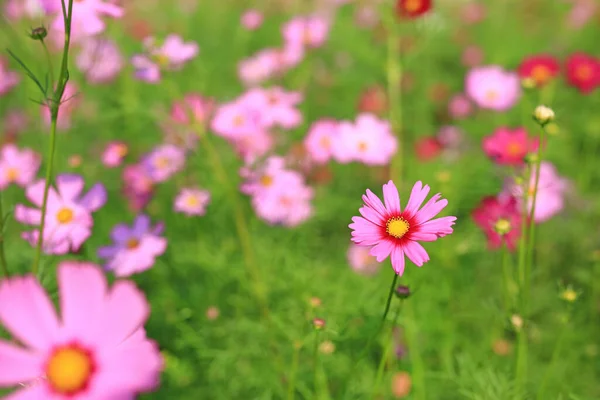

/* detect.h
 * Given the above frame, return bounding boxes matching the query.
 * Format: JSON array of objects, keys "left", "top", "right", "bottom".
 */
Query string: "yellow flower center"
[
  {"left": 494, "top": 218, "right": 512, "bottom": 236},
  {"left": 154, "top": 156, "right": 170, "bottom": 169},
  {"left": 404, "top": 0, "right": 422, "bottom": 12},
  {"left": 154, "top": 53, "right": 170, "bottom": 68},
  {"left": 527, "top": 186, "right": 536, "bottom": 198},
  {"left": 233, "top": 115, "right": 245, "bottom": 127},
  {"left": 560, "top": 288, "right": 578, "bottom": 303},
  {"left": 185, "top": 195, "right": 199, "bottom": 207},
  {"left": 386, "top": 217, "right": 410, "bottom": 239},
  {"left": 116, "top": 144, "right": 128, "bottom": 157},
  {"left": 46, "top": 345, "right": 94, "bottom": 395},
  {"left": 319, "top": 136, "right": 331, "bottom": 149},
  {"left": 576, "top": 65, "right": 592, "bottom": 81},
  {"left": 531, "top": 65, "right": 551, "bottom": 84},
  {"left": 506, "top": 141, "right": 523, "bottom": 157},
  {"left": 56, "top": 208, "right": 73, "bottom": 224},
  {"left": 5, "top": 167, "right": 19, "bottom": 181},
  {"left": 260, "top": 175, "right": 273, "bottom": 187},
  {"left": 126, "top": 238, "right": 140, "bottom": 249},
  {"left": 485, "top": 90, "right": 498, "bottom": 101},
  {"left": 357, "top": 141, "right": 368, "bottom": 152}
]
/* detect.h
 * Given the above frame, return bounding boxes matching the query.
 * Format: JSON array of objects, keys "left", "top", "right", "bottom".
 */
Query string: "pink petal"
[
  {"left": 58, "top": 263, "right": 108, "bottom": 339},
  {"left": 0, "top": 276, "right": 59, "bottom": 351},
  {"left": 358, "top": 206, "right": 385, "bottom": 226},
  {"left": 78, "top": 183, "right": 107, "bottom": 211},
  {"left": 369, "top": 239, "right": 395, "bottom": 262},
  {"left": 408, "top": 231, "right": 439, "bottom": 242},
  {"left": 417, "top": 216, "right": 456, "bottom": 237},
  {"left": 403, "top": 241, "right": 430, "bottom": 267},
  {"left": 414, "top": 196, "right": 448, "bottom": 225},
  {"left": 382, "top": 180, "right": 401, "bottom": 214},
  {"left": 14, "top": 206, "right": 41, "bottom": 226},
  {"left": 25, "top": 181, "right": 57, "bottom": 208},
  {"left": 95, "top": 281, "right": 150, "bottom": 348},
  {"left": 95, "top": 2, "right": 124, "bottom": 18},
  {"left": 0, "top": 340, "right": 41, "bottom": 386},
  {"left": 390, "top": 246, "right": 405, "bottom": 275},
  {"left": 56, "top": 174, "right": 84, "bottom": 201},
  {"left": 362, "top": 189, "right": 387, "bottom": 217},
  {"left": 403, "top": 181, "right": 430, "bottom": 219}
]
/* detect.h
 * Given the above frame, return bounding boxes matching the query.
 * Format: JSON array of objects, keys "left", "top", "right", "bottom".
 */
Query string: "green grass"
[{"left": 1, "top": 0, "right": 600, "bottom": 398}]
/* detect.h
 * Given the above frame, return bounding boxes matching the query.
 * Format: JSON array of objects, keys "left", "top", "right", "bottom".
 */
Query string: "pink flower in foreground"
[
  {"left": 349, "top": 181, "right": 456, "bottom": 275},
  {"left": 76, "top": 38, "right": 123, "bottom": 84},
  {"left": 0, "top": 144, "right": 40, "bottom": 190},
  {"left": 0, "top": 58, "right": 20, "bottom": 95},
  {"left": 50, "top": 0, "right": 124, "bottom": 41},
  {"left": 15, "top": 174, "right": 107, "bottom": 254},
  {"left": 472, "top": 195, "right": 522, "bottom": 251},
  {"left": 98, "top": 214, "right": 167, "bottom": 277},
  {"left": 304, "top": 119, "right": 339, "bottom": 164},
  {"left": 241, "top": 9, "right": 263, "bottom": 30},
  {"left": 482, "top": 127, "right": 539, "bottom": 166},
  {"left": 347, "top": 243, "right": 381, "bottom": 276},
  {"left": 0, "top": 262, "right": 163, "bottom": 398},
  {"left": 102, "top": 141, "right": 128, "bottom": 168},
  {"left": 174, "top": 188, "right": 210, "bottom": 216},
  {"left": 465, "top": 66, "right": 521, "bottom": 111}
]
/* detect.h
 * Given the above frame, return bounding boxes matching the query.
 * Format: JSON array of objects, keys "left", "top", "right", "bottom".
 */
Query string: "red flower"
[
  {"left": 565, "top": 52, "right": 600, "bottom": 94},
  {"left": 482, "top": 127, "right": 539, "bottom": 166},
  {"left": 518, "top": 54, "right": 560, "bottom": 87},
  {"left": 472, "top": 195, "right": 522, "bottom": 251},
  {"left": 357, "top": 85, "right": 388, "bottom": 115},
  {"left": 396, "top": 0, "right": 432, "bottom": 19},
  {"left": 414, "top": 136, "right": 442, "bottom": 162}
]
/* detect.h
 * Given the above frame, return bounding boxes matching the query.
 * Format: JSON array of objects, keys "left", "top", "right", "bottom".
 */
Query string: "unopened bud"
[
  {"left": 29, "top": 26, "right": 48, "bottom": 41},
  {"left": 533, "top": 105, "right": 555, "bottom": 126},
  {"left": 313, "top": 318, "right": 325, "bottom": 330},
  {"left": 395, "top": 285, "right": 411, "bottom": 300}
]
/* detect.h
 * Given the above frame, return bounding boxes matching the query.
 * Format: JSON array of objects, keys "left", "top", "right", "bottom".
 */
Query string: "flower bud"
[
  {"left": 533, "top": 105, "right": 555, "bottom": 126},
  {"left": 313, "top": 318, "right": 326, "bottom": 330},
  {"left": 395, "top": 285, "right": 411, "bottom": 300},
  {"left": 29, "top": 26, "right": 48, "bottom": 41}
]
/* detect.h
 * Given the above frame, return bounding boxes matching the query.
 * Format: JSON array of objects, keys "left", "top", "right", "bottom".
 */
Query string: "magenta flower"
[
  {"left": 174, "top": 188, "right": 211, "bottom": 216},
  {"left": 472, "top": 195, "right": 522, "bottom": 251},
  {"left": 50, "top": 0, "right": 124, "bottom": 42},
  {"left": 349, "top": 181, "right": 456, "bottom": 275},
  {"left": 132, "top": 35, "right": 199, "bottom": 83},
  {"left": 0, "top": 144, "right": 40, "bottom": 190},
  {"left": 447, "top": 93, "right": 472, "bottom": 120},
  {"left": 15, "top": 174, "right": 106, "bottom": 254},
  {"left": 101, "top": 141, "right": 128, "bottom": 168},
  {"left": 98, "top": 214, "right": 167, "bottom": 277},
  {"left": 122, "top": 163, "right": 154, "bottom": 212},
  {"left": 483, "top": 127, "right": 539, "bottom": 166},
  {"left": 143, "top": 144, "right": 186, "bottom": 183},
  {"left": 241, "top": 9, "right": 263, "bottom": 30},
  {"left": 465, "top": 65, "right": 521, "bottom": 111},
  {"left": 76, "top": 38, "right": 123, "bottom": 84},
  {"left": 304, "top": 119, "right": 339, "bottom": 164},
  {"left": 0, "top": 262, "right": 163, "bottom": 398},
  {"left": 0, "top": 58, "right": 20, "bottom": 96}
]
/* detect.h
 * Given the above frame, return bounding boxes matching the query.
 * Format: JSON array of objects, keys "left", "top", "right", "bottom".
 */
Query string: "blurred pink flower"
[
  {"left": 0, "top": 58, "right": 20, "bottom": 96},
  {"left": 447, "top": 93, "right": 472, "bottom": 119},
  {"left": 241, "top": 9, "right": 263, "bottom": 30},
  {"left": 282, "top": 16, "right": 329, "bottom": 50},
  {"left": 171, "top": 93, "right": 215, "bottom": 127},
  {"left": 133, "top": 35, "right": 199, "bottom": 83},
  {"left": 143, "top": 144, "right": 186, "bottom": 183},
  {"left": 347, "top": 243, "right": 381, "bottom": 276},
  {"left": 238, "top": 49, "right": 279, "bottom": 86},
  {"left": 482, "top": 127, "right": 538, "bottom": 166},
  {"left": 0, "top": 144, "right": 40, "bottom": 190},
  {"left": 465, "top": 65, "right": 521, "bottom": 111},
  {"left": 3, "top": 109, "right": 28, "bottom": 136},
  {"left": 566, "top": 0, "right": 597, "bottom": 29},
  {"left": 50, "top": 0, "right": 124, "bottom": 42},
  {"left": 0, "top": 262, "right": 163, "bottom": 398},
  {"left": 349, "top": 180, "right": 456, "bottom": 275},
  {"left": 3, "top": 0, "right": 49, "bottom": 19},
  {"left": 460, "top": 2, "right": 487, "bottom": 24},
  {"left": 461, "top": 45, "right": 484, "bottom": 68},
  {"left": 331, "top": 114, "right": 397, "bottom": 166},
  {"left": 102, "top": 141, "right": 128, "bottom": 167},
  {"left": 41, "top": 82, "right": 80, "bottom": 131},
  {"left": 504, "top": 161, "right": 568, "bottom": 223},
  {"left": 304, "top": 119, "right": 339, "bottom": 164},
  {"left": 238, "top": 87, "right": 303, "bottom": 129},
  {"left": 15, "top": 174, "right": 107, "bottom": 254},
  {"left": 76, "top": 38, "right": 123, "bottom": 84},
  {"left": 122, "top": 163, "right": 154, "bottom": 212},
  {"left": 472, "top": 195, "right": 522, "bottom": 251},
  {"left": 98, "top": 214, "right": 167, "bottom": 277},
  {"left": 174, "top": 188, "right": 210, "bottom": 216},
  {"left": 211, "top": 100, "right": 261, "bottom": 139}
]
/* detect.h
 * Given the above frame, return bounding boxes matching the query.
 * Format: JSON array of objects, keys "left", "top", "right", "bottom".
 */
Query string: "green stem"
[
  {"left": 287, "top": 342, "right": 301, "bottom": 400},
  {"left": 0, "top": 194, "right": 9, "bottom": 278},
  {"left": 41, "top": 39, "right": 55, "bottom": 90},
  {"left": 535, "top": 319, "right": 568, "bottom": 400},
  {"left": 370, "top": 304, "right": 402, "bottom": 399},
  {"left": 382, "top": 272, "right": 399, "bottom": 322},
  {"left": 501, "top": 244, "right": 512, "bottom": 316},
  {"left": 32, "top": 0, "right": 74, "bottom": 276}
]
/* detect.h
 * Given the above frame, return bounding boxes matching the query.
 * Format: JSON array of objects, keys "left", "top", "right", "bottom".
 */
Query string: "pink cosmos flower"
[
  {"left": 164, "top": 93, "right": 215, "bottom": 150},
  {"left": 41, "top": 82, "right": 79, "bottom": 131},
  {"left": 174, "top": 188, "right": 211, "bottom": 216},
  {"left": 0, "top": 262, "right": 163, "bottom": 398},
  {"left": 132, "top": 35, "right": 199, "bottom": 83},
  {"left": 349, "top": 181, "right": 456, "bottom": 275},
  {"left": 0, "top": 58, "right": 20, "bottom": 96},
  {"left": 50, "top": 0, "right": 124, "bottom": 42},
  {"left": 15, "top": 174, "right": 107, "bottom": 254},
  {"left": 238, "top": 87, "right": 303, "bottom": 129},
  {"left": 76, "top": 38, "right": 123, "bottom": 84},
  {"left": 4, "top": 0, "right": 49, "bottom": 20},
  {"left": 448, "top": 93, "right": 472, "bottom": 120},
  {"left": 465, "top": 66, "right": 521, "bottom": 111},
  {"left": 98, "top": 214, "right": 167, "bottom": 277},
  {"left": 3, "top": 109, "right": 28, "bottom": 136},
  {"left": 143, "top": 144, "right": 186, "bottom": 183},
  {"left": 504, "top": 161, "right": 568, "bottom": 223},
  {"left": 461, "top": 45, "right": 484, "bottom": 68},
  {"left": 347, "top": 243, "right": 381, "bottom": 276},
  {"left": 211, "top": 100, "right": 262, "bottom": 139},
  {"left": 0, "top": 144, "right": 40, "bottom": 190},
  {"left": 472, "top": 195, "right": 522, "bottom": 251},
  {"left": 241, "top": 9, "right": 263, "bottom": 30},
  {"left": 482, "top": 127, "right": 539, "bottom": 166},
  {"left": 304, "top": 119, "right": 339, "bottom": 164},
  {"left": 331, "top": 114, "right": 397, "bottom": 166},
  {"left": 282, "top": 16, "right": 329, "bottom": 50},
  {"left": 238, "top": 50, "right": 279, "bottom": 86},
  {"left": 101, "top": 141, "right": 128, "bottom": 168},
  {"left": 122, "top": 163, "right": 154, "bottom": 212}
]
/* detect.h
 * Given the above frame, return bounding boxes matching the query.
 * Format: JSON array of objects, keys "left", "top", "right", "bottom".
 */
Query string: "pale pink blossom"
[
  {"left": 0, "top": 144, "right": 40, "bottom": 190},
  {"left": 466, "top": 66, "right": 521, "bottom": 111},
  {"left": 304, "top": 119, "right": 339, "bottom": 164},
  {"left": 241, "top": 9, "right": 263, "bottom": 30},
  {"left": 76, "top": 38, "right": 123, "bottom": 84}
]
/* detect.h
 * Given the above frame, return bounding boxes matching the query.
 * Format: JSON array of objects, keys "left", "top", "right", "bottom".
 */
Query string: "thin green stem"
[
  {"left": 535, "top": 318, "right": 568, "bottom": 400},
  {"left": 370, "top": 303, "right": 402, "bottom": 399},
  {"left": 0, "top": 194, "right": 9, "bottom": 278},
  {"left": 404, "top": 298, "right": 426, "bottom": 400},
  {"left": 32, "top": 0, "right": 74, "bottom": 276},
  {"left": 382, "top": 272, "right": 399, "bottom": 322},
  {"left": 501, "top": 244, "right": 512, "bottom": 316},
  {"left": 287, "top": 342, "right": 301, "bottom": 400},
  {"left": 41, "top": 39, "right": 55, "bottom": 89}
]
